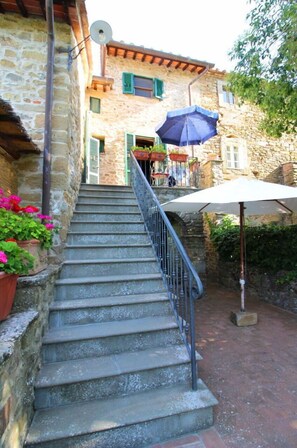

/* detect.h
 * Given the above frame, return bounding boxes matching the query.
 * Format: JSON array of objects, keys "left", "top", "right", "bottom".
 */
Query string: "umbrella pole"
[{"left": 239, "top": 202, "right": 245, "bottom": 311}]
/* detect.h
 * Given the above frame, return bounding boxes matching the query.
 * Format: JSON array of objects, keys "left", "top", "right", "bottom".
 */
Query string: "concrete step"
[
  {"left": 60, "top": 258, "right": 160, "bottom": 279},
  {"left": 77, "top": 195, "right": 138, "bottom": 205},
  {"left": 34, "top": 345, "right": 191, "bottom": 409},
  {"left": 25, "top": 381, "right": 218, "bottom": 448},
  {"left": 55, "top": 273, "right": 165, "bottom": 300},
  {"left": 71, "top": 210, "right": 142, "bottom": 222},
  {"left": 69, "top": 220, "right": 145, "bottom": 232},
  {"left": 75, "top": 203, "right": 140, "bottom": 213},
  {"left": 64, "top": 243, "right": 155, "bottom": 260},
  {"left": 42, "top": 316, "right": 181, "bottom": 362},
  {"left": 60, "top": 258, "right": 159, "bottom": 278},
  {"left": 66, "top": 231, "right": 149, "bottom": 245},
  {"left": 79, "top": 184, "right": 133, "bottom": 194},
  {"left": 49, "top": 292, "right": 170, "bottom": 327}
]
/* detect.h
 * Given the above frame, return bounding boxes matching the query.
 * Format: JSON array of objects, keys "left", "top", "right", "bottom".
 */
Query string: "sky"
[{"left": 85, "top": 0, "right": 252, "bottom": 72}]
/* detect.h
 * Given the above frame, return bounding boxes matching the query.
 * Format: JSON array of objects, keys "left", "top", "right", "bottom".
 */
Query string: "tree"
[{"left": 228, "top": 0, "right": 297, "bottom": 137}]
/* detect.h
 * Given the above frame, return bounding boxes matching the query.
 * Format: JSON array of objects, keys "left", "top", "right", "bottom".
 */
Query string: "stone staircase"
[{"left": 25, "top": 184, "right": 217, "bottom": 448}]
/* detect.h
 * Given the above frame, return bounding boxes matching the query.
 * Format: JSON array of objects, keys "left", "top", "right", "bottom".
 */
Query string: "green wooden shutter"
[
  {"left": 125, "top": 133, "right": 135, "bottom": 184},
  {"left": 122, "top": 73, "right": 134, "bottom": 94},
  {"left": 154, "top": 78, "right": 164, "bottom": 99}
]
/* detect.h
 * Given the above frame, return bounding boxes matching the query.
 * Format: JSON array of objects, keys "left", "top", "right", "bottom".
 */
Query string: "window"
[
  {"left": 92, "top": 136, "right": 105, "bottom": 153},
  {"left": 122, "top": 73, "right": 164, "bottom": 99},
  {"left": 226, "top": 144, "right": 240, "bottom": 168},
  {"left": 223, "top": 138, "right": 247, "bottom": 169},
  {"left": 90, "top": 97, "right": 100, "bottom": 113},
  {"left": 217, "top": 80, "right": 235, "bottom": 106}
]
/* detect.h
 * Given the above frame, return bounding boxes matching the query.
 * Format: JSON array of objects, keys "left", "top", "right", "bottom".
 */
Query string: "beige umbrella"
[{"left": 162, "top": 177, "right": 297, "bottom": 312}]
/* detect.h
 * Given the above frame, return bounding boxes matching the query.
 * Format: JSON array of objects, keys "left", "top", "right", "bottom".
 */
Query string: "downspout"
[
  {"left": 42, "top": 0, "right": 55, "bottom": 215},
  {"left": 188, "top": 65, "right": 209, "bottom": 106},
  {"left": 188, "top": 65, "right": 209, "bottom": 157}
]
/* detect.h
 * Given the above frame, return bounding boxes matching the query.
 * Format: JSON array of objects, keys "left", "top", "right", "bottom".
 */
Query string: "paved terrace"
[{"left": 149, "top": 283, "right": 297, "bottom": 448}]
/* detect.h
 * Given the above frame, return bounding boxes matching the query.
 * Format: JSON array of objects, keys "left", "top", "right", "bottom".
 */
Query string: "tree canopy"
[{"left": 228, "top": 0, "right": 297, "bottom": 138}]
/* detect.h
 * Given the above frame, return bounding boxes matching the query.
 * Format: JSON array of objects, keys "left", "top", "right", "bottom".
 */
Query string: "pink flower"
[
  {"left": 37, "top": 214, "right": 53, "bottom": 220},
  {"left": 9, "top": 195, "right": 22, "bottom": 204},
  {"left": 45, "top": 223, "right": 54, "bottom": 230},
  {"left": 23, "top": 205, "right": 39, "bottom": 213},
  {"left": 0, "top": 251, "right": 8, "bottom": 263}
]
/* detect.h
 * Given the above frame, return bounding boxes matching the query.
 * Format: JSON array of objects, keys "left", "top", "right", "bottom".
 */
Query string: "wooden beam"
[
  {"left": 16, "top": 0, "right": 28, "bottom": 17},
  {"left": 182, "top": 63, "right": 189, "bottom": 71},
  {"left": 0, "top": 131, "right": 31, "bottom": 142},
  {"left": 0, "top": 115, "right": 19, "bottom": 122},
  {"left": 62, "top": 0, "right": 70, "bottom": 25},
  {"left": 39, "top": 0, "right": 46, "bottom": 20}
]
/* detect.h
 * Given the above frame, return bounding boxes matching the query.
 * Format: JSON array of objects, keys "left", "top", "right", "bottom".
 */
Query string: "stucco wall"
[{"left": 0, "top": 14, "right": 86, "bottom": 257}]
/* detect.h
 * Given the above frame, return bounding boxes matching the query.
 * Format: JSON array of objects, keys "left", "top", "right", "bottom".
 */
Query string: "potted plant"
[
  {"left": 169, "top": 148, "right": 189, "bottom": 162},
  {"left": 0, "top": 189, "right": 58, "bottom": 274},
  {"left": 188, "top": 157, "right": 200, "bottom": 172},
  {"left": 131, "top": 146, "right": 150, "bottom": 161},
  {"left": 149, "top": 144, "right": 167, "bottom": 162},
  {"left": 0, "top": 241, "right": 35, "bottom": 320}
]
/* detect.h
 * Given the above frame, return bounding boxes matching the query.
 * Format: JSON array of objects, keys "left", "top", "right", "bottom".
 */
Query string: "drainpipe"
[
  {"left": 42, "top": 0, "right": 55, "bottom": 215},
  {"left": 188, "top": 65, "right": 209, "bottom": 106},
  {"left": 188, "top": 66, "right": 209, "bottom": 157}
]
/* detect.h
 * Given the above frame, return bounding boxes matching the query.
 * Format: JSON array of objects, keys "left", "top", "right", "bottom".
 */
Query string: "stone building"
[{"left": 87, "top": 40, "right": 297, "bottom": 189}]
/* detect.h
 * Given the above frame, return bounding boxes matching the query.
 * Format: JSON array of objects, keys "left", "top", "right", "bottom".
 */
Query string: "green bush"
[{"left": 208, "top": 216, "right": 297, "bottom": 273}]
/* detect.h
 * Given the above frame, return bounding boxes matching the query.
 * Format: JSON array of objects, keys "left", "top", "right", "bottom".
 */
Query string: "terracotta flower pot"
[
  {"left": 0, "top": 273, "right": 18, "bottom": 321},
  {"left": 133, "top": 150, "right": 150, "bottom": 161},
  {"left": 169, "top": 153, "right": 188, "bottom": 163},
  {"left": 16, "top": 239, "right": 47, "bottom": 275},
  {"left": 150, "top": 152, "right": 166, "bottom": 162}
]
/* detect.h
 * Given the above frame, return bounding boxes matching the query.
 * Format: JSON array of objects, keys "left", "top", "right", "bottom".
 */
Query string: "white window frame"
[
  {"left": 217, "top": 80, "right": 235, "bottom": 106},
  {"left": 223, "top": 138, "right": 247, "bottom": 170}
]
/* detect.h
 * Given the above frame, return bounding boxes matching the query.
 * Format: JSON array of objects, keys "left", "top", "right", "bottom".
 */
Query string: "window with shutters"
[{"left": 122, "top": 73, "right": 164, "bottom": 99}]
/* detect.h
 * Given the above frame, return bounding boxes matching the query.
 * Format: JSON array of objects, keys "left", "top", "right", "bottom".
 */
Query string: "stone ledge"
[
  {"left": 17, "top": 265, "right": 61, "bottom": 288},
  {"left": 0, "top": 311, "right": 38, "bottom": 364}
]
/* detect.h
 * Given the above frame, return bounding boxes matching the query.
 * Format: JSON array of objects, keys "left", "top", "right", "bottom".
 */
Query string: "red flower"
[{"left": 5, "top": 238, "right": 17, "bottom": 242}]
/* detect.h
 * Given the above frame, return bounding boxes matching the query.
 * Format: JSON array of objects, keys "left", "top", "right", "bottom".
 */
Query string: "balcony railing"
[{"left": 130, "top": 152, "right": 204, "bottom": 390}]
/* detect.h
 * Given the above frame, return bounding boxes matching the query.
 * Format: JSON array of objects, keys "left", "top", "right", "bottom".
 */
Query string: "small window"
[
  {"left": 122, "top": 72, "right": 164, "bottom": 99},
  {"left": 226, "top": 144, "right": 240, "bottom": 168},
  {"left": 92, "top": 136, "right": 105, "bottom": 153},
  {"left": 90, "top": 97, "right": 100, "bottom": 113},
  {"left": 217, "top": 80, "right": 235, "bottom": 106},
  {"left": 223, "top": 138, "right": 247, "bottom": 170}
]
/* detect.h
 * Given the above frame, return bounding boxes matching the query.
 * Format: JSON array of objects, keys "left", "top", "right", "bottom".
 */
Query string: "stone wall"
[
  {"left": 153, "top": 187, "right": 206, "bottom": 275},
  {"left": 0, "top": 14, "right": 87, "bottom": 259},
  {"left": 210, "top": 261, "right": 297, "bottom": 314},
  {"left": 0, "top": 267, "right": 59, "bottom": 448}
]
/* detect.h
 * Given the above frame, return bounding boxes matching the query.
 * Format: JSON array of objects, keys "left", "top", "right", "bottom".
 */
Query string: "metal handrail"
[{"left": 130, "top": 152, "right": 204, "bottom": 390}]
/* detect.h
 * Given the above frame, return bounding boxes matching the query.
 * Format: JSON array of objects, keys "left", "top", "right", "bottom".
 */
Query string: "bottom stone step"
[{"left": 25, "top": 381, "right": 218, "bottom": 448}]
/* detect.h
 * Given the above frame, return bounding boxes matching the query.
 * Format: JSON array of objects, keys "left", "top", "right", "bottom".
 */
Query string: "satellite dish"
[{"left": 90, "top": 20, "right": 113, "bottom": 45}]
